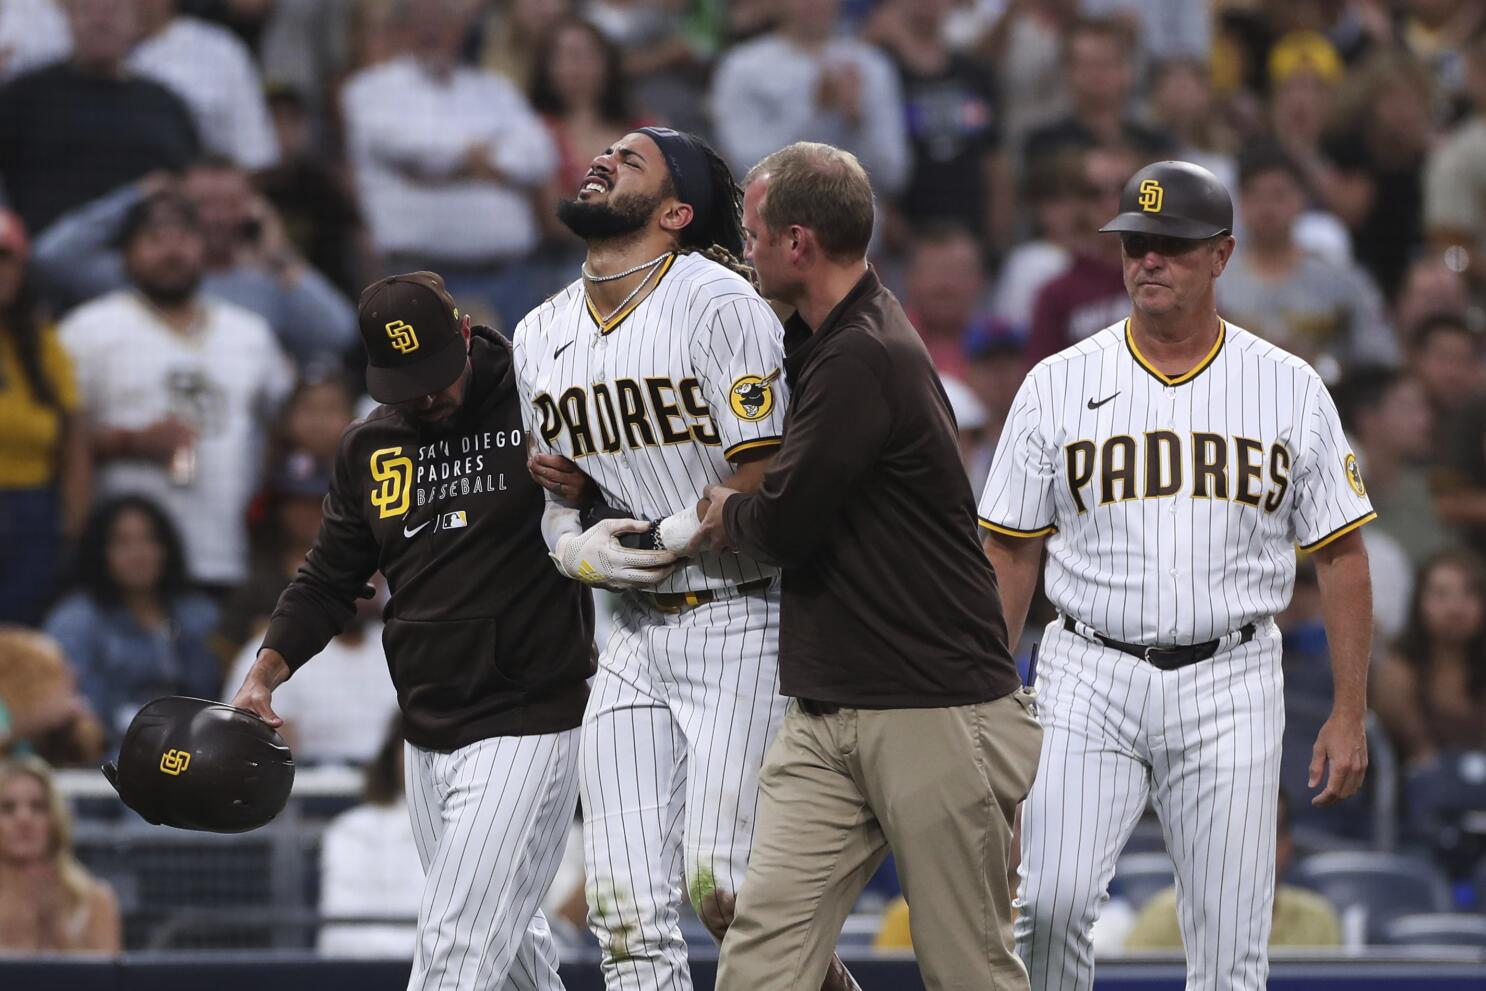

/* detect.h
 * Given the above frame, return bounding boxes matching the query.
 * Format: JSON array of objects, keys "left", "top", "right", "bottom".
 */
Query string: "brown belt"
[{"left": 643, "top": 578, "right": 773, "bottom": 614}]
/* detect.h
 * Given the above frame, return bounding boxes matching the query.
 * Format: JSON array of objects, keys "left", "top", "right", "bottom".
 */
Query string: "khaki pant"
[{"left": 716, "top": 689, "right": 1043, "bottom": 991}]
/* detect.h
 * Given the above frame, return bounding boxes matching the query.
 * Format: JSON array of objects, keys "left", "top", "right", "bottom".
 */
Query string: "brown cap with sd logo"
[
  {"left": 357, "top": 271, "right": 469, "bottom": 404},
  {"left": 1100, "top": 160, "right": 1233, "bottom": 241}
]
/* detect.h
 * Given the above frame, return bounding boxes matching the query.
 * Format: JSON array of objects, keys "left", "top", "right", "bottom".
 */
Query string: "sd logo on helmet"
[{"left": 102, "top": 696, "right": 295, "bottom": 833}]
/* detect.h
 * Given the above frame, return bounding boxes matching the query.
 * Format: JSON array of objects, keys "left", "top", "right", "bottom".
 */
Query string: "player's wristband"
[
  {"left": 578, "top": 502, "right": 661, "bottom": 550},
  {"left": 621, "top": 523, "right": 664, "bottom": 551}
]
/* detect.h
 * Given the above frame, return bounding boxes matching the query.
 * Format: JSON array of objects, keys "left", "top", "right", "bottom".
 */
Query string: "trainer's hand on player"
[
  {"left": 1308, "top": 711, "right": 1368, "bottom": 806},
  {"left": 552, "top": 518, "right": 677, "bottom": 588},
  {"left": 229, "top": 649, "right": 291, "bottom": 728},
  {"left": 529, "top": 453, "right": 599, "bottom": 507},
  {"left": 687, "top": 484, "right": 739, "bottom": 554}
]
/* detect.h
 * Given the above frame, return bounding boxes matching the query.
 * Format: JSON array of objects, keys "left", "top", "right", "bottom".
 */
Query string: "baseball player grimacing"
[
  {"left": 980, "top": 160, "right": 1374, "bottom": 991},
  {"left": 513, "top": 127, "right": 858, "bottom": 991}
]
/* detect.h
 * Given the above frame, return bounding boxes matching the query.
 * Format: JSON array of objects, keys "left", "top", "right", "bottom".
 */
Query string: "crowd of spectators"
[{"left": 2, "top": 0, "right": 1486, "bottom": 956}]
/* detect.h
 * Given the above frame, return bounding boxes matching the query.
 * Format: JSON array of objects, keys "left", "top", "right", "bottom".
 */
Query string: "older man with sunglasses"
[{"left": 979, "top": 160, "right": 1375, "bottom": 991}]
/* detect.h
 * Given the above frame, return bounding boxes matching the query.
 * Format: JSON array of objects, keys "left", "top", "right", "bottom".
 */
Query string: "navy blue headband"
[{"left": 635, "top": 126, "right": 714, "bottom": 239}]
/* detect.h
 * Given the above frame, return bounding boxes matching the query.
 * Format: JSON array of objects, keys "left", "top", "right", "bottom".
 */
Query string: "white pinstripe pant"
[
  {"left": 582, "top": 587, "right": 787, "bottom": 991},
  {"left": 405, "top": 730, "right": 581, "bottom": 991},
  {"left": 1016, "top": 618, "right": 1284, "bottom": 991}
]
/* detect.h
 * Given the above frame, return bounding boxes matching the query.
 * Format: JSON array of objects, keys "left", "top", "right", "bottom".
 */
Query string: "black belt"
[
  {"left": 1062, "top": 616, "right": 1256, "bottom": 671},
  {"left": 645, "top": 577, "right": 772, "bottom": 614},
  {"left": 797, "top": 698, "right": 841, "bottom": 716}
]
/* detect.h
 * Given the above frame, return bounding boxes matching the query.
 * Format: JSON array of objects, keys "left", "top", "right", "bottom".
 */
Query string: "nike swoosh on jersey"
[
  {"left": 553, "top": 340, "right": 575, "bottom": 360},
  {"left": 403, "top": 520, "right": 431, "bottom": 538},
  {"left": 1087, "top": 393, "right": 1120, "bottom": 410}
]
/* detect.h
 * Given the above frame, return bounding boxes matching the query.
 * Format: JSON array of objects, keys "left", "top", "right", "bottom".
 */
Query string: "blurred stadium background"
[{"left": 1, "top": 0, "right": 1486, "bottom": 987}]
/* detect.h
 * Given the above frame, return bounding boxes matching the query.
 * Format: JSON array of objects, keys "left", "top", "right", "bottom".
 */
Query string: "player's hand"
[
  {"left": 552, "top": 518, "right": 677, "bottom": 588},
  {"left": 1308, "top": 711, "right": 1367, "bottom": 806},
  {"left": 229, "top": 650, "right": 290, "bottom": 728},
  {"left": 686, "top": 484, "right": 738, "bottom": 555},
  {"left": 529, "top": 452, "right": 599, "bottom": 507}
]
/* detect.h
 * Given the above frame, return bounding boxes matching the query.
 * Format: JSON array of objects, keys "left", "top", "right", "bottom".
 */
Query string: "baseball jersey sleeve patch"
[
  {"left": 1344, "top": 452, "right": 1366, "bottom": 497},
  {"left": 729, "top": 370, "right": 779, "bottom": 421}
]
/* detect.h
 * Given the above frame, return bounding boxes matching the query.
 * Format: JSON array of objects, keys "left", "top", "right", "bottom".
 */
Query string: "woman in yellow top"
[{"left": 0, "top": 209, "right": 90, "bottom": 625}]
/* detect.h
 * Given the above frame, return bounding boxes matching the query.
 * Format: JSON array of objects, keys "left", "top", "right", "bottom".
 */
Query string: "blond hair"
[
  {"left": 0, "top": 755, "right": 94, "bottom": 916},
  {"left": 744, "top": 142, "right": 875, "bottom": 262}
]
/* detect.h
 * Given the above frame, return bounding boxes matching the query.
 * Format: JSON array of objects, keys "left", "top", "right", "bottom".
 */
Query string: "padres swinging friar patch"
[{"left": 730, "top": 369, "right": 780, "bottom": 421}]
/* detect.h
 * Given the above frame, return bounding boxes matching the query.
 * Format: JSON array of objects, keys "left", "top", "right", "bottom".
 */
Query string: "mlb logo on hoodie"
[{"left": 441, "top": 510, "right": 468, "bottom": 530}]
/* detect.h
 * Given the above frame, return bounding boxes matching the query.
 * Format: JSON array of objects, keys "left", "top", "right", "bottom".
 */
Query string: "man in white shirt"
[
  {"left": 59, "top": 192, "right": 291, "bottom": 590},
  {"left": 341, "top": 0, "right": 556, "bottom": 329},
  {"left": 130, "top": 0, "right": 279, "bottom": 170},
  {"left": 709, "top": 0, "right": 909, "bottom": 198}
]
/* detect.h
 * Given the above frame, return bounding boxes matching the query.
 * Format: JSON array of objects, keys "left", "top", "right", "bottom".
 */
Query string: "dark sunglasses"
[{"left": 1120, "top": 232, "right": 1223, "bottom": 258}]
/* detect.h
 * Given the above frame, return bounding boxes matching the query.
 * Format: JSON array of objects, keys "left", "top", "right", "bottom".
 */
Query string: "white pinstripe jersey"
[
  {"left": 513, "top": 251, "right": 788, "bottom": 594},
  {"left": 979, "top": 319, "right": 1375, "bottom": 645}
]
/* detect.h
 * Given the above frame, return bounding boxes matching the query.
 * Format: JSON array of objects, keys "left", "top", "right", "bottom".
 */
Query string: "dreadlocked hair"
[
  {"left": 686, "top": 244, "right": 757, "bottom": 288},
  {"left": 671, "top": 141, "right": 757, "bottom": 289}
]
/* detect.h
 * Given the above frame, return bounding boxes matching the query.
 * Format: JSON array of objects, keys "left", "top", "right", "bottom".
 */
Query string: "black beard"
[
  {"left": 136, "top": 272, "right": 201, "bottom": 308},
  {"left": 556, "top": 189, "right": 662, "bottom": 242}
]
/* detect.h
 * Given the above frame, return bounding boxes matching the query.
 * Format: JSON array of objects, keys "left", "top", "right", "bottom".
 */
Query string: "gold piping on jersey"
[
  {"left": 724, "top": 437, "right": 783, "bottom": 460},
  {"left": 978, "top": 517, "right": 1057, "bottom": 538},
  {"left": 1299, "top": 510, "right": 1377, "bottom": 552},
  {"left": 1124, "top": 318, "right": 1226, "bottom": 386},
  {"left": 583, "top": 253, "right": 679, "bottom": 335}
]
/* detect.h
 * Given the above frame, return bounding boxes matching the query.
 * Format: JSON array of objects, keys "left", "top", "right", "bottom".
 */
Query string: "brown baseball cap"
[{"left": 357, "top": 272, "right": 468, "bottom": 405}]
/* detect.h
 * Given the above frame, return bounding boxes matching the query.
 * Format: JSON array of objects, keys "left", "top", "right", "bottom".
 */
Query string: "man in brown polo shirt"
[{"left": 687, "top": 142, "right": 1043, "bottom": 991}]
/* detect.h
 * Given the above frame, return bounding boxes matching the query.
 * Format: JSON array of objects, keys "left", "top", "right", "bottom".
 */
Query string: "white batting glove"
[{"left": 551, "top": 518, "right": 678, "bottom": 589}]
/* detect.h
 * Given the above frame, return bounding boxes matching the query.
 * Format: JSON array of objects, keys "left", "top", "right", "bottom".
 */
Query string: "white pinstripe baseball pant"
[
  {"left": 582, "top": 586, "right": 788, "bottom": 991},
  {"left": 1016, "top": 617, "right": 1284, "bottom": 991},
  {"left": 405, "top": 730, "right": 582, "bottom": 991}
]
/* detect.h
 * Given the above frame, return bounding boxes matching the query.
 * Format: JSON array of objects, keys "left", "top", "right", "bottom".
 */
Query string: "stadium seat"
[
  {"left": 1381, "top": 913, "right": 1486, "bottom": 949},
  {"left": 1109, "top": 852, "right": 1175, "bottom": 910},
  {"left": 1280, "top": 695, "right": 1398, "bottom": 848},
  {"left": 1291, "top": 852, "right": 1452, "bottom": 942},
  {"left": 1402, "top": 749, "right": 1486, "bottom": 879}
]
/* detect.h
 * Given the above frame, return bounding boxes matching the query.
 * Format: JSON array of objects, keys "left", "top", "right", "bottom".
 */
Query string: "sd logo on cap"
[
  {"left": 358, "top": 272, "right": 469, "bottom": 405},
  {"left": 1101, "top": 161, "right": 1232, "bottom": 240},
  {"left": 102, "top": 697, "right": 295, "bottom": 833}
]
